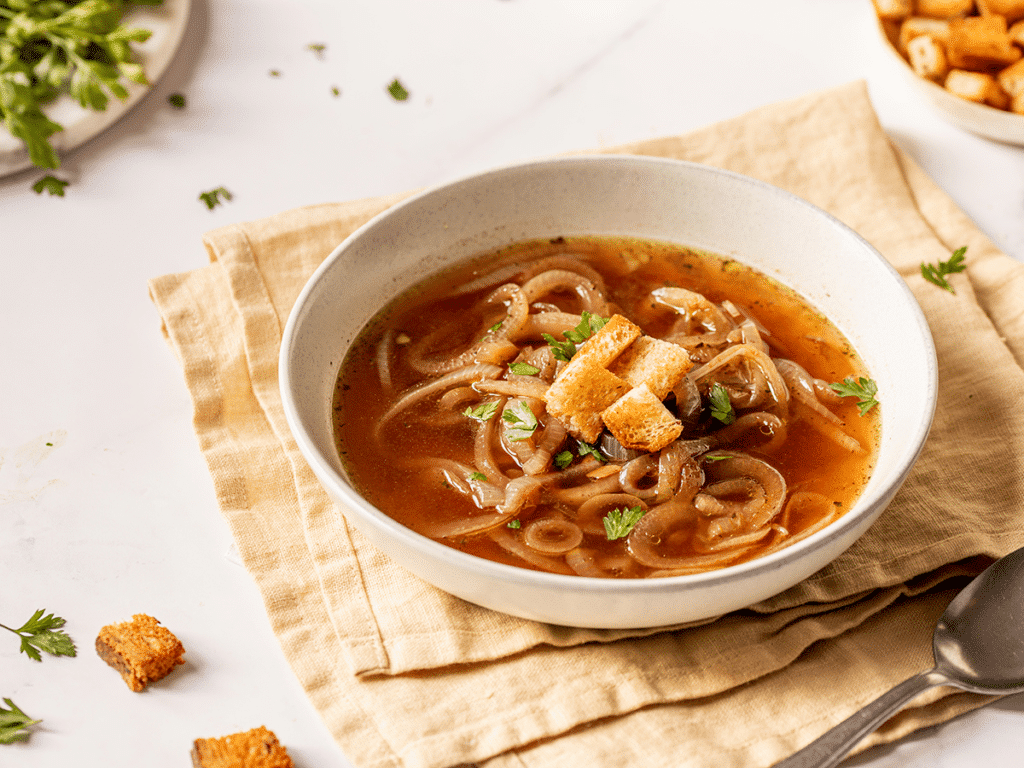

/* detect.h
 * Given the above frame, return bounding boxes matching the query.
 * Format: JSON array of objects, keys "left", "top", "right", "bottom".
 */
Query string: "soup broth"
[{"left": 333, "top": 236, "right": 879, "bottom": 578}]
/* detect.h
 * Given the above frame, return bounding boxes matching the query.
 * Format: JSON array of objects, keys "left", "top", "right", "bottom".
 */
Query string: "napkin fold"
[{"left": 150, "top": 81, "right": 1024, "bottom": 768}]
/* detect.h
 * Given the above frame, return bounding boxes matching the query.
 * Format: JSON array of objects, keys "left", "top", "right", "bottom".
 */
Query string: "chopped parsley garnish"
[
  {"left": 168, "top": 93, "right": 186, "bottom": 109},
  {"left": 541, "top": 333, "right": 577, "bottom": 362},
  {"left": 387, "top": 78, "right": 409, "bottom": 101},
  {"left": 603, "top": 505, "right": 645, "bottom": 540},
  {"left": 508, "top": 362, "right": 540, "bottom": 376},
  {"left": 32, "top": 175, "right": 69, "bottom": 197},
  {"left": 469, "top": 471, "right": 487, "bottom": 482},
  {"left": 306, "top": 42, "right": 327, "bottom": 58},
  {"left": 708, "top": 382, "right": 736, "bottom": 425},
  {"left": 0, "top": 698, "right": 40, "bottom": 744},
  {"left": 553, "top": 450, "right": 574, "bottom": 469},
  {"left": 921, "top": 246, "right": 967, "bottom": 294},
  {"left": 464, "top": 401, "right": 499, "bottom": 422},
  {"left": 502, "top": 401, "right": 538, "bottom": 441},
  {"left": 331, "top": 85, "right": 341, "bottom": 97},
  {"left": 577, "top": 441, "right": 605, "bottom": 463},
  {"left": 542, "top": 311, "right": 610, "bottom": 361},
  {"left": 199, "top": 186, "right": 233, "bottom": 210},
  {"left": 0, "top": 609, "right": 76, "bottom": 661},
  {"left": 269, "top": 69, "right": 282, "bottom": 77},
  {"left": 829, "top": 376, "right": 879, "bottom": 416},
  {"left": 507, "top": 519, "right": 521, "bottom": 529}
]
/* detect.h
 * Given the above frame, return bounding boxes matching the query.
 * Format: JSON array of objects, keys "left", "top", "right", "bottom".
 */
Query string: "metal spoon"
[{"left": 775, "top": 544, "right": 1024, "bottom": 768}]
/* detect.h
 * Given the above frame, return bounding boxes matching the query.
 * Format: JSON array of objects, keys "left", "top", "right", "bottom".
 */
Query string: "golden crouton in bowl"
[{"left": 874, "top": 0, "right": 1024, "bottom": 143}]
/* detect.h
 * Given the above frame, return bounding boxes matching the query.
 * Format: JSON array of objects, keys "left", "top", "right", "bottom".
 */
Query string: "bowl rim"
[{"left": 279, "top": 153, "right": 938, "bottom": 597}]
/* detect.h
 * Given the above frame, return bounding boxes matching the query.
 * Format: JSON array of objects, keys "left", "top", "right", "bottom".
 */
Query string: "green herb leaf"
[
  {"left": 168, "top": 92, "right": 186, "bottom": 109},
  {"left": 469, "top": 471, "right": 487, "bottom": 482},
  {"left": 603, "top": 505, "right": 645, "bottom": 540},
  {"left": 0, "top": 698, "right": 40, "bottom": 745},
  {"left": 508, "top": 362, "right": 540, "bottom": 376},
  {"left": 306, "top": 42, "right": 326, "bottom": 58},
  {"left": 553, "top": 450, "right": 574, "bottom": 469},
  {"left": 828, "top": 376, "right": 879, "bottom": 416},
  {"left": 708, "top": 382, "right": 736, "bottom": 425},
  {"left": 563, "top": 311, "right": 608, "bottom": 345},
  {"left": 387, "top": 78, "right": 409, "bottom": 101},
  {"left": 577, "top": 441, "right": 605, "bottom": 463},
  {"left": 198, "top": 186, "right": 233, "bottom": 210},
  {"left": 502, "top": 401, "right": 538, "bottom": 441},
  {"left": 507, "top": 519, "right": 521, "bottom": 529},
  {"left": 464, "top": 401, "right": 499, "bottom": 422},
  {"left": 541, "top": 332, "right": 577, "bottom": 362},
  {"left": 31, "top": 174, "right": 68, "bottom": 196},
  {"left": 921, "top": 246, "right": 967, "bottom": 294},
  {"left": 0, "top": 609, "right": 76, "bottom": 661}
]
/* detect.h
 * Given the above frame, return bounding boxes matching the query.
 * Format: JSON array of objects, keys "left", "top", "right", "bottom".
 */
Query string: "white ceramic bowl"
[
  {"left": 280, "top": 155, "right": 937, "bottom": 629},
  {"left": 876, "top": 17, "right": 1024, "bottom": 146}
]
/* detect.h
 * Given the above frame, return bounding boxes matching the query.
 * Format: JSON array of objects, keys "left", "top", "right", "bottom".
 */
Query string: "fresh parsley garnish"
[
  {"left": 542, "top": 311, "right": 610, "bottom": 361},
  {"left": 464, "top": 401, "right": 499, "bottom": 422},
  {"left": 603, "top": 505, "right": 645, "bottom": 540},
  {"left": 469, "top": 471, "right": 487, "bottom": 481},
  {"left": 502, "top": 401, "right": 538, "bottom": 441},
  {"left": 577, "top": 441, "right": 605, "bottom": 463},
  {"left": 0, "top": 698, "right": 40, "bottom": 745},
  {"left": 541, "top": 333, "right": 577, "bottom": 362},
  {"left": 708, "top": 382, "right": 736, "bottom": 425},
  {"left": 31, "top": 175, "right": 68, "bottom": 197},
  {"left": 168, "top": 92, "right": 186, "bottom": 109},
  {"left": 387, "top": 78, "right": 409, "bottom": 101},
  {"left": 306, "top": 42, "right": 327, "bottom": 58},
  {"left": 553, "top": 450, "right": 574, "bottom": 469},
  {"left": 0, "top": 609, "right": 76, "bottom": 661},
  {"left": 331, "top": 85, "right": 341, "bottom": 97},
  {"left": 269, "top": 69, "right": 282, "bottom": 77},
  {"left": 508, "top": 362, "right": 540, "bottom": 376},
  {"left": 199, "top": 186, "right": 233, "bottom": 210},
  {"left": 0, "top": 0, "right": 159, "bottom": 169},
  {"left": 829, "top": 376, "right": 879, "bottom": 416},
  {"left": 921, "top": 246, "right": 967, "bottom": 294},
  {"left": 507, "top": 519, "right": 521, "bottom": 529}
]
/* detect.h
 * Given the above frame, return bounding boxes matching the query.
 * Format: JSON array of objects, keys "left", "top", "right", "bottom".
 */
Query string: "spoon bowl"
[{"left": 776, "top": 544, "right": 1024, "bottom": 768}]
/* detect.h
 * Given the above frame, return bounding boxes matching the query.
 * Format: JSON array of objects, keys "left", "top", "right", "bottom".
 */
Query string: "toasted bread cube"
[
  {"left": 945, "top": 68, "right": 1012, "bottom": 106},
  {"left": 602, "top": 384, "right": 682, "bottom": 453},
  {"left": 545, "top": 358, "right": 631, "bottom": 443},
  {"left": 1011, "top": 18, "right": 1024, "bottom": 45},
  {"left": 978, "top": 0, "right": 1024, "bottom": 23},
  {"left": 916, "top": 0, "right": 976, "bottom": 18},
  {"left": 568, "top": 313, "right": 642, "bottom": 370},
  {"left": 608, "top": 336, "right": 693, "bottom": 401},
  {"left": 998, "top": 56, "right": 1024, "bottom": 94},
  {"left": 873, "top": 0, "right": 913, "bottom": 19},
  {"left": 947, "top": 15, "right": 1022, "bottom": 69},
  {"left": 191, "top": 726, "right": 295, "bottom": 768},
  {"left": 96, "top": 614, "right": 184, "bottom": 692},
  {"left": 900, "top": 16, "right": 953, "bottom": 51},
  {"left": 908, "top": 34, "right": 951, "bottom": 79},
  {"left": 1011, "top": 91, "right": 1024, "bottom": 111}
]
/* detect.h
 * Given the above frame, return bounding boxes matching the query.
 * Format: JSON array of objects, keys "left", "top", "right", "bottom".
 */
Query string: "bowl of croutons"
[{"left": 874, "top": 0, "right": 1024, "bottom": 144}]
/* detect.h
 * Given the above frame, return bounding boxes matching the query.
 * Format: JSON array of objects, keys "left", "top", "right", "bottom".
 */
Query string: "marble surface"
[{"left": 2, "top": 1, "right": 1023, "bottom": 766}]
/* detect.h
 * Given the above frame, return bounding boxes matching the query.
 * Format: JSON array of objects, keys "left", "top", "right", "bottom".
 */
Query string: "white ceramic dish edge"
[{"left": 280, "top": 155, "right": 938, "bottom": 629}]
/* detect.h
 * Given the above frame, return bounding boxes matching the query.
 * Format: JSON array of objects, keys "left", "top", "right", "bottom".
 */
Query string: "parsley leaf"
[
  {"left": 829, "top": 376, "right": 879, "bottom": 416},
  {"left": 306, "top": 42, "right": 327, "bottom": 59},
  {"left": 541, "top": 332, "right": 577, "bottom": 362},
  {"left": 542, "top": 312, "right": 610, "bottom": 361},
  {"left": 507, "top": 519, "right": 521, "bottom": 529},
  {"left": 508, "top": 362, "right": 540, "bottom": 376},
  {"left": 387, "top": 78, "right": 409, "bottom": 101},
  {"left": 464, "top": 401, "right": 499, "bottom": 422},
  {"left": 168, "top": 92, "right": 186, "bottom": 109},
  {"left": 502, "top": 401, "right": 538, "bottom": 441},
  {"left": 577, "top": 441, "right": 605, "bottom": 463},
  {"left": 0, "top": 698, "right": 40, "bottom": 745},
  {"left": 469, "top": 471, "right": 487, "bottom": 481},
  {"left": 603, "top": 505, "right": 645, "bottom": 540},
  {"left": 553, "top": 450, "right": 574, "bottom": 469},
  {"left": 32, "top": 175, "right": 69, "bottom": 197},
  {"left": 198, "top": 186, "right": 233, "bottom": 210},
  {"left": 921, "top": 246, "right": 967, "bottom": 294},
  {"left": 708, "top": 382, "right": 736, "bottom": 425},
  {"left": 0, "top": 609, "right": 76, "bottom": 661}
]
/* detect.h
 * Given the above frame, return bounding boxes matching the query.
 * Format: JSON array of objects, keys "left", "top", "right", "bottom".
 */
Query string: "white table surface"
[{"left": 2, "top": 1, "right": 1023, "bottom": 766}]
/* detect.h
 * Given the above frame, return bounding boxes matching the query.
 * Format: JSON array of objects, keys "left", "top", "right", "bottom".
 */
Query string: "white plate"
[{"left": 0, "top": 0, "right": 192, "bottom": 177}]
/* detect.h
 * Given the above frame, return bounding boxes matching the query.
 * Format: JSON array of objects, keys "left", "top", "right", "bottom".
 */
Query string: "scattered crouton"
[
  {"left": 998, "top": 56, "right": 1024, "bottom": 93},
  {"left": 95, "top": 614, "right": 185, "bottom": 692},
  {"left": 947, "top": 15, "right": 1022, "bottom": 69},
  {"left": 191, "top": 726, "right": 295, "bottom": 768},
  {"left": 946, "top": 68, "right": 1012, "bottom": 106},
  {"left": 908, "top": 34, "right": 951, "bottom": 80},
  {"left": 899, "top": 16, "right": 953, "bottom": 51},
  {"left": 978, "top": 0, "right": 1024, "bottom": 24},
  {"left": 917, "top": 0, "right": 976, "bottom": 19},
  {"left": 873, "top": 0, "right": 913, "bottom": 20},
  {"left": 544, "top": 357, "right": 631, "bottom": 443},
  {"left": 568, "top": 313, "right": 642, "bottom": 370},
  {"left": 608, "top": 336, "right": 693, "bottom": 400},
  {"left": 602, "top": 384, "right": 683, "bottom": 453}
]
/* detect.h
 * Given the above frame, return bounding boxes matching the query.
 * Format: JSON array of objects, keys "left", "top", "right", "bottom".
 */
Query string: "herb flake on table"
[
  {"left": 0, "top": 0, "right": 163, "bottom": 169},
  {"left": 0, "top": 609, "right": 76, "bottom": 661},
  {"left": 168, "top": 92, "right": 186, "bottom": 109},
  {"left": 387, "top": 78, "right": 409, "bottom": 101},
  {"left": 306, "top": 42, "right": 326, "bottom": 59},
  {"left": 32, "top": 174, "right": 69, "bottom": 196},
  {"left": 198, "top": 186, "right": 233, "bottom": 210},
  {"left": 0, "top": 698, "right": 40, "bottom": 745},
  {"left": 921, "top": 246, "right": 967, "bottom": 294}
]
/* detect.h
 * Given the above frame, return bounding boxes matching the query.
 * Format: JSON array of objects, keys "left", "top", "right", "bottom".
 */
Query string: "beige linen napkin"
[{"left": 150, "top": 81, "right": 1024, "bottom": 768}]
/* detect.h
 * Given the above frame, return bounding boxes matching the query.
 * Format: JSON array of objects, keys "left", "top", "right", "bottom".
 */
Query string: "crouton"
[
  {"left": 1011, "top": 90, "right": 1024, "bottom": 111},
  {"left": 95, "top": 614, "right": 184, "bottom": 692},
  {"left": 998, "top": 56, "right": 1024, "bottom": 93},
  {"left": 917, "top": 0, "right": 976, "bottom": 18},
  {"left": 873, "top": 0, "right": 913, "bottom": 20},
  {"left": 1011, "top": 18, "right": 1024, "bottom": 44},
  {"left": 602, "top": 384, "right": 683, "bottom": 453},
  {"left": 945, "top": 67, "right": 1013, "bottom": 106},
  {"left": 978, "top": 0, "right": 1024, "bottom": 23},
  {"left": 544, "top": 358, "right": 631, "bottom": 443},
  {"left": 191, "top": 726, "right": 295, "bottom": 768},
  {"left": 908, "top": 34, "right": 951, "bottom": 79},
  {"left": 608, "top": 336, "right": 693, "bottom": 401},
  {"left": 947, "top": 15, "right": 1022, "bottom": 69},
  {"left": 899, "top": 16, "right": 953, "bottom": 51},
  {"left": 569, "top": 313, "right": 642, "bottom": 370}
]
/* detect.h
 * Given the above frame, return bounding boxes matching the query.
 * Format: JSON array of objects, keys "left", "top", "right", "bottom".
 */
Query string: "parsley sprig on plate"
[
  {"left": 0, "top": 609, "right": 76, "bottom": 661},
  {"left": 0, "top": 698, "right": 40, "bottom": 744}
]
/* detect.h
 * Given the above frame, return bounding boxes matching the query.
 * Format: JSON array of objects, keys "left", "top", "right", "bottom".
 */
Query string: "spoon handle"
[{"left": 773, "top": 669, "right": 948, "bottom": 768}]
